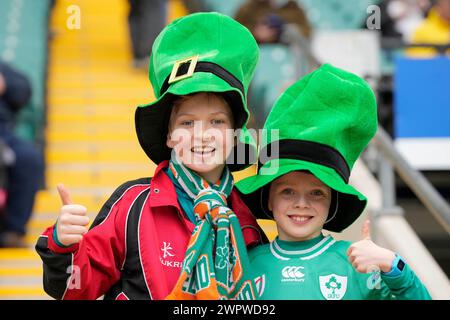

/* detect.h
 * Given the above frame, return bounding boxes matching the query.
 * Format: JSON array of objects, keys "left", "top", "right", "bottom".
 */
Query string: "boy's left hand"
[{"left": 347, "top": 220, "right": 396, "bottom": 273}]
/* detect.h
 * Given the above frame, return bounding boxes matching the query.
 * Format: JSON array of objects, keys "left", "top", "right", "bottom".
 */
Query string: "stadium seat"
[
  {"left": 200, "top": 0, "right": 244, "bottom": 17},
  {"left": 297, "top": 0, "right": 381, "bottom": 30},
  {"left": 248, "top": 44, "right": 298, "bottom": 128}
]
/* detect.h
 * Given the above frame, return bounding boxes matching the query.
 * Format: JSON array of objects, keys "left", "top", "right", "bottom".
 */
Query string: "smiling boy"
[
  {"left": 36, "top": 12, "right": 266, "bottom": 300},
  {"left": 237, "top": 64, "right": 431, "bottom": 300}
]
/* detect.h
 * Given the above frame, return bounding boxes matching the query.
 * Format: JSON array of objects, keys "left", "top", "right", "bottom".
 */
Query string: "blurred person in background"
[
  {"left": 235, "top": 0, "right": 311, "bottom": 44},
  {"left": 128, "top": 0, "right": 167, "bottom": 69},
  {"left": 0, "top": 62, "right": 43, "bottom": 248},
  {"left": 409, "top": 0, "right": 450, "bottom": 56},
  {"left": 377, "top": 0, "right": 429, "bottom": 42}
]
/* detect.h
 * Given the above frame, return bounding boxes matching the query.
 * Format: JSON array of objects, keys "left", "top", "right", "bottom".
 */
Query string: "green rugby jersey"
[{"left": 249, "top": 234, "right": 431, "bottom": 300}]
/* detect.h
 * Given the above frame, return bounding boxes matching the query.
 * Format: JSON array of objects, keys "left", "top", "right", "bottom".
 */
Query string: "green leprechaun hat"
[
  {"left": 237, "top": 64, "right": 378, "bottom": 232},
  {"left": 135, "top": 12, "right": 259, "bottom": 171}
]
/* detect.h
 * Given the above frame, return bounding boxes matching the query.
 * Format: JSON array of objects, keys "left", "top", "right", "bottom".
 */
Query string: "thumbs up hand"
[
  {"left": 346, "top": 220, "right": 396, "bottom": 273},
  {"left": 55, "top": 183, "right": 90, "bottom": 247}
]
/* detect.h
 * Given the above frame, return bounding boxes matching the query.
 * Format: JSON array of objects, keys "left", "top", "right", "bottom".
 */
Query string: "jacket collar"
[{"left": 270, "top": 235, "right": 336, "bottom": 260}]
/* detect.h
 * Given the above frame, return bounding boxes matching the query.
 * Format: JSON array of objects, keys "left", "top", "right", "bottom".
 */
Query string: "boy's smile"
[
  {"left": 268, "top": 171, "right": 332, "bottom": 242},
  {"left": 191, "top": 146, "right": 215, "bottom": 155},
  {"left": 287, "top": 214, "right": 313, "bottom": 225},
  {"left": 191, "top": 145, "right": 216, "bottom": 161}
]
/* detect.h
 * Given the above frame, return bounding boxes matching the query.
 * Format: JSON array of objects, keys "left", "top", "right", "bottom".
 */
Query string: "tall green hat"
[
  {"left": 135, "top": 12, "right": 259, "bottom": 171},
  {"left": 237, "top": 64, "right": 378, "bottom": 232}
]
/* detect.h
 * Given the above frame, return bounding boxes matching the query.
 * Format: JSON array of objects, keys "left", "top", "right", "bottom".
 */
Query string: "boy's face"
[
  {"left": 268, "top": 171, "right": 332, "bottom": 242},
  {"left": 166, "top": 93, "right": 234, "bottom": 182}
]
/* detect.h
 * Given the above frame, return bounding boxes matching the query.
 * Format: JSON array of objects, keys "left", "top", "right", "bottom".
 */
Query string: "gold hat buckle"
[{"left": 168, "top": 55, "right": 199, "bottom": 84}]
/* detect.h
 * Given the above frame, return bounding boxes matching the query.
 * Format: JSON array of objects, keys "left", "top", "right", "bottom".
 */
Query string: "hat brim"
[
  {"left": 236, "top": 158, "right": 367, "bottom": 232},
  {"left": 135, "top": 72, "right": 255, "bottom": 171}
]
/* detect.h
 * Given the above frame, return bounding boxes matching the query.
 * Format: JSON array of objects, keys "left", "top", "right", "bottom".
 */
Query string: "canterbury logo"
[{"left": 281, "top": 266, "right": 305, "bottom": 280}]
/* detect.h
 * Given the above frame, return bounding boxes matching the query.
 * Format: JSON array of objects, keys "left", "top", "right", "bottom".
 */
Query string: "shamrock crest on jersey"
[{"left": 319, "top": 274, "right": 348, "bottom": 300}]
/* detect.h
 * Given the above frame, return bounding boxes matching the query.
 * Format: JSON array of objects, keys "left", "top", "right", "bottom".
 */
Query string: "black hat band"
[
  {"left": 160, "top": 60, "right": 244, "bottom": 97},
  {"left": 259, "top": 139, "right": 351, "bottom": 183}
]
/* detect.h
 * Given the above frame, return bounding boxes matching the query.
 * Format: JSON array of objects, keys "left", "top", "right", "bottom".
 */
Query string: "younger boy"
[
  {"left": 237, "top": 64, "right": 431, "bottom": 300},
  {"left": 36, "top": 12, "right": 266, "bottom": 300}
]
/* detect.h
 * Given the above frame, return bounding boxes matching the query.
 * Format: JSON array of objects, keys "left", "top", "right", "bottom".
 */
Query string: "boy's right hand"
[
  {"left": 347, "top": 220, "right": 396, "bottom": 273},
  {"left": 56, "top": 183, "right": 90, "bottom": 247}
]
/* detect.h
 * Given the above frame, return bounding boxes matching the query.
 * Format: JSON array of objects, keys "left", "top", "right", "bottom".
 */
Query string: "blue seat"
[{"left": 394, "top": 56, "right": 450, "bottom": 169}]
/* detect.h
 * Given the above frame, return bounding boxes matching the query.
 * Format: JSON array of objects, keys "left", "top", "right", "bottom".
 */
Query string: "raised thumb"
[
  {"left": 57, "top": 183, "right": 73, "bottom": 206},
  {"left": 361, "top": 219, "right": 371, "bottom": 240}
]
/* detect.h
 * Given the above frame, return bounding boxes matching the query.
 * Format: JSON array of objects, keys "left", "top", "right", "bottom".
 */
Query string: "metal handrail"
[
  {"left": 380, "top": 37, "right": 450, "bottom": 54},
  {"left": 372, "top": 125, "right": 450, "bottom": 234},
  {"left": 350, "top": 159, "right": 450, "bottom": 299},
  {"left": 281, "top": 23, "right": 321, "bottom": 75}
]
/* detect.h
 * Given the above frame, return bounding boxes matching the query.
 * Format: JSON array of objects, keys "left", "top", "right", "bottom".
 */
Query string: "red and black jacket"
[{"left": 35, "top": 161, "right": 267, "bottom": 300}]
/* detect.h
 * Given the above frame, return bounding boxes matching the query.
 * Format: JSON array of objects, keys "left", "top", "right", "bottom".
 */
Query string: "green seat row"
[
  {"left": 198, "top": 0, "right": 381, "bottom": 30},
  {"left": 298, "top": 0, "right": 381, "bottom": 30},
  {"left": 0, "top": 0, "right": 52, "bottom": 144}
]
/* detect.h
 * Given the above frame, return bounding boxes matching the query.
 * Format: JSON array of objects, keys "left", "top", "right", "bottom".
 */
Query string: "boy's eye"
[
  {"left": 311, "top": 189, "right": 325, "bottom": 197},
  {"left": 211, "top": 119, "right": 226, "bottom": 125},
  {"left": 180, "top": 120, "right": 194, "bottom": 126},
  {"left": 280, "top": 188, "right": 295, "bottom": 196}
]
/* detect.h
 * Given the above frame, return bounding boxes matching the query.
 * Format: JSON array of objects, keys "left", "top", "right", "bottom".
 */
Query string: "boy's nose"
[
  {"left": 193, "top": 120, "right": 207, "bottom": 137},
  {"left": 294, "top": 195, "right": 310, "bottom": 209},
  {"left": 201, "top": 132, "right": 213, "bottom": 143},
  {"left": 194, "top": 121, "right": 214, "bottom": 141}
]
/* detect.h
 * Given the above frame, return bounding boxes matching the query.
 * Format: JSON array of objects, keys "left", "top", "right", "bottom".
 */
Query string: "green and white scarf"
[{"left": 165, "top": 157, "right": 258, "bottom": 300}]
